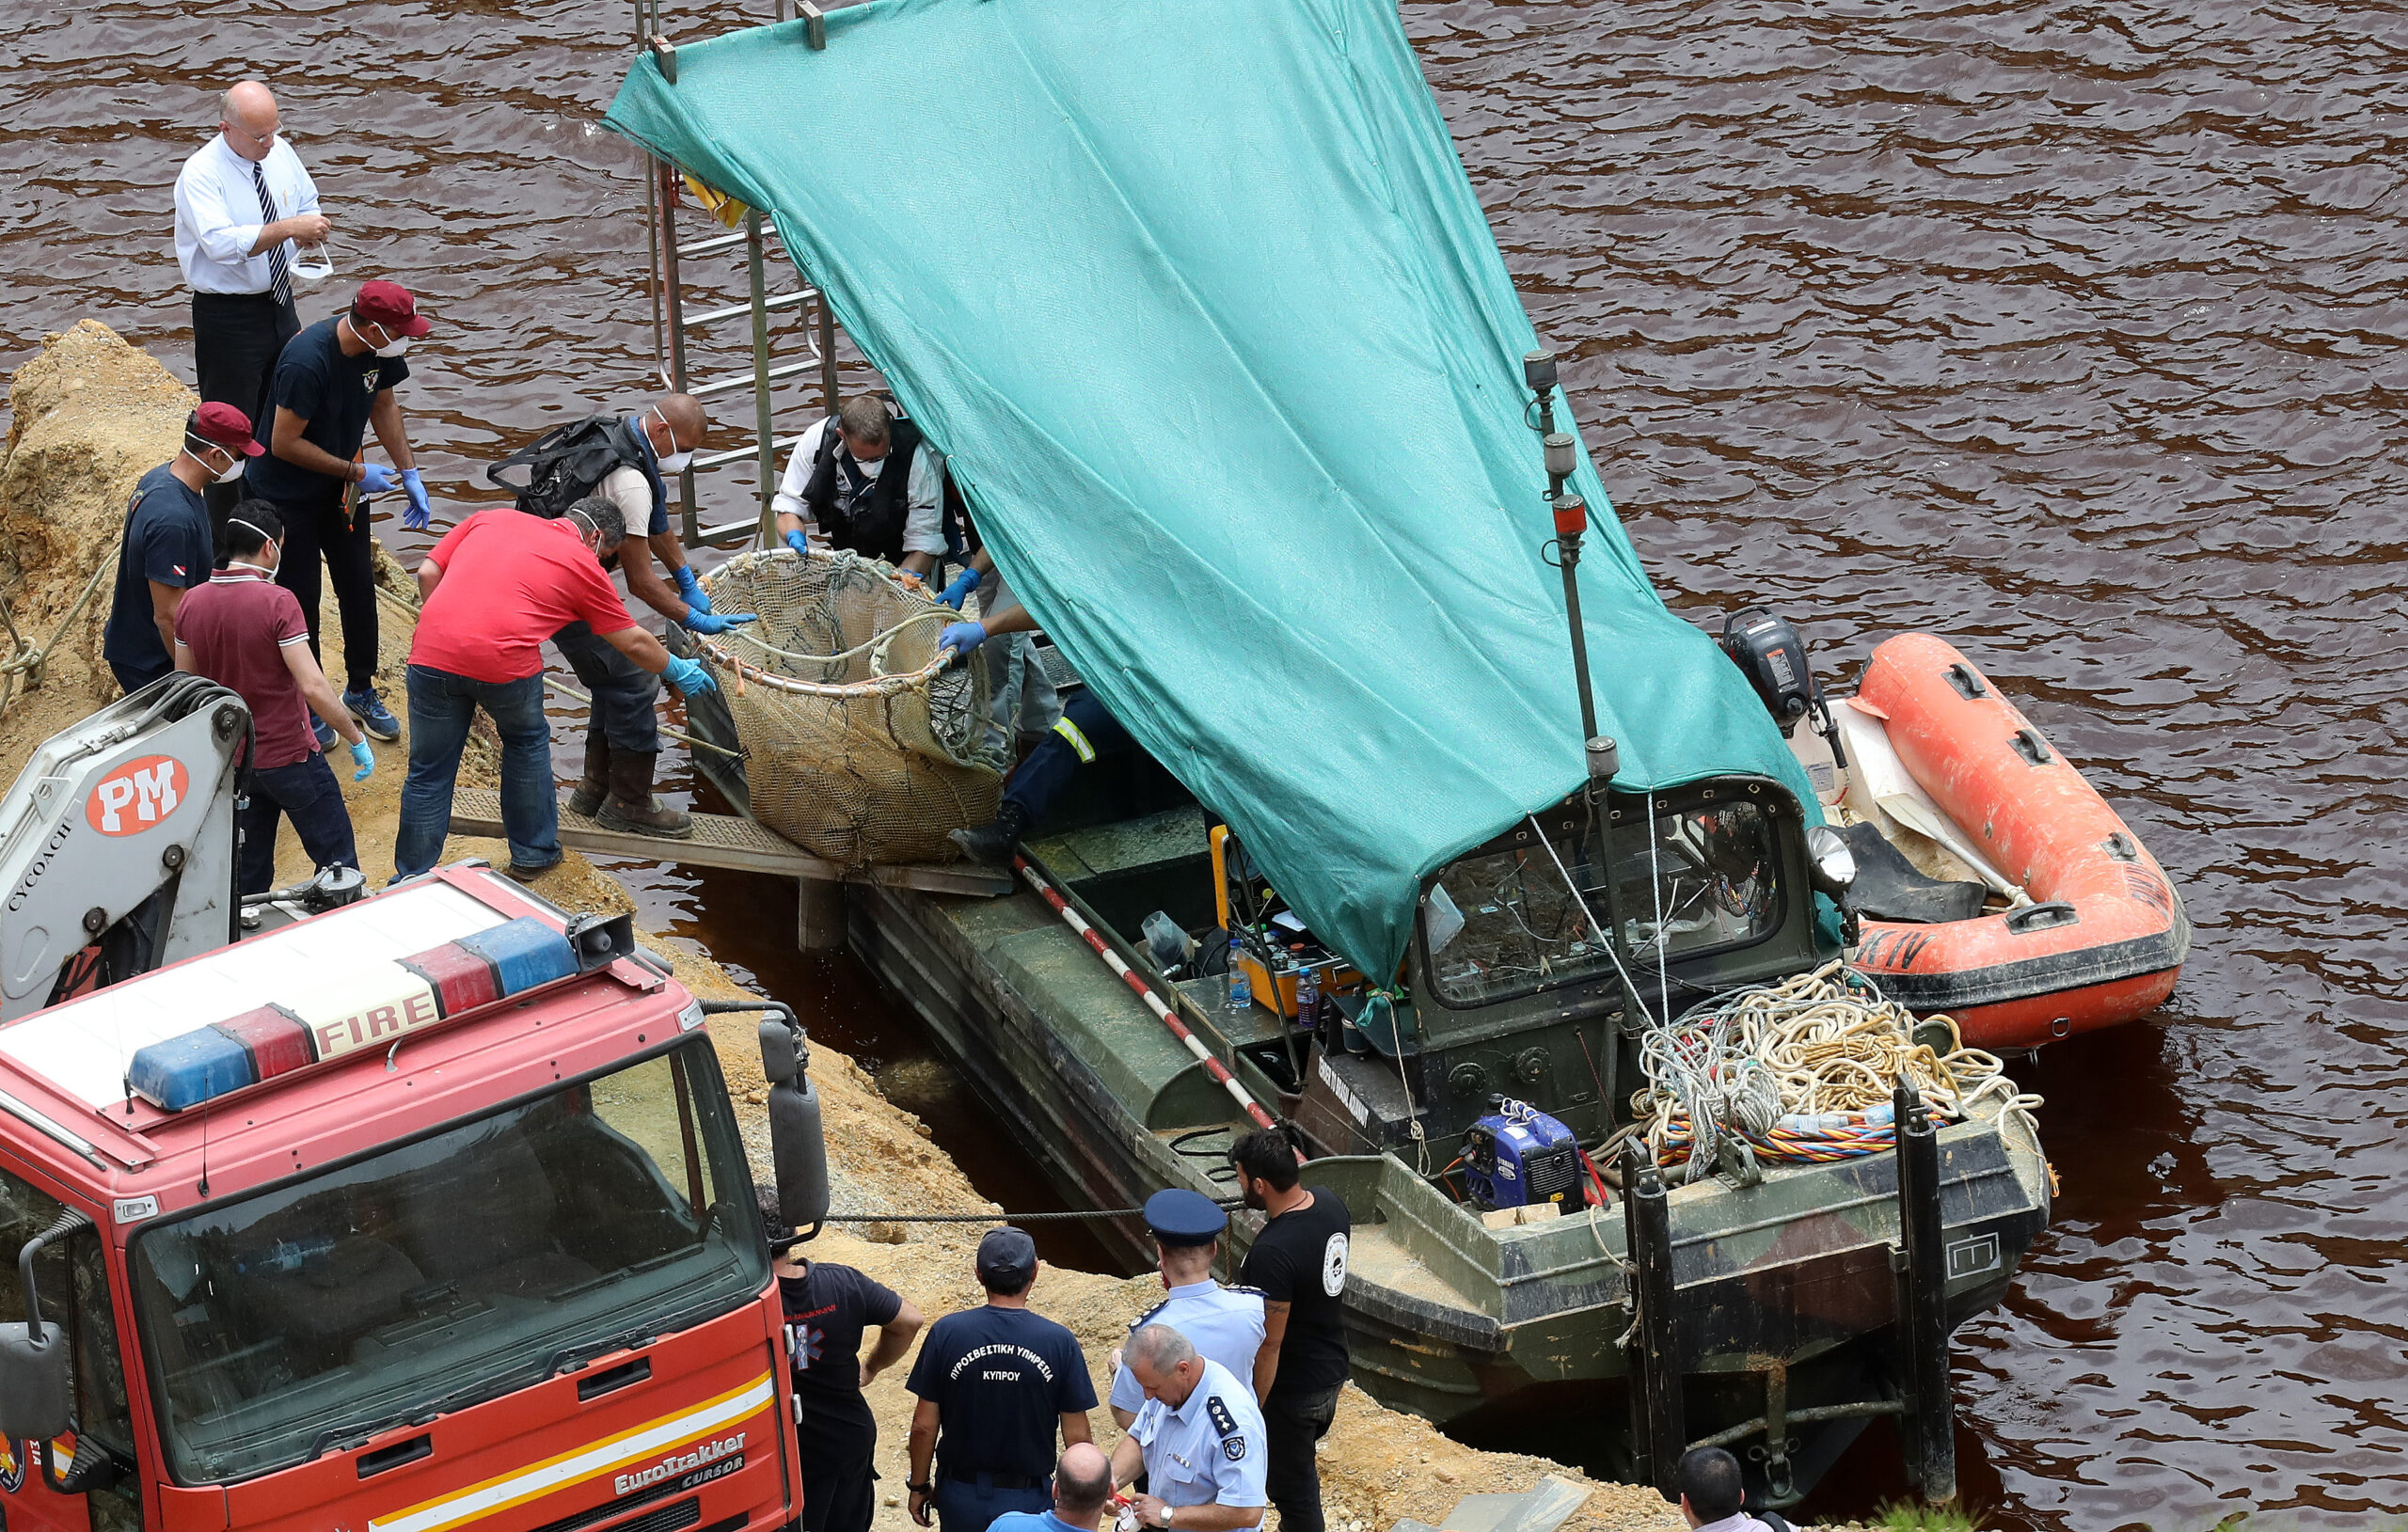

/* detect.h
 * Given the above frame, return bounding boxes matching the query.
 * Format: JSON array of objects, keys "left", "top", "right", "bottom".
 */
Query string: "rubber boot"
[
  {"left": 948, "top": 799, "right": 1030, "bottom": 864},
  {"left": 595, "top": 750, "right": 693, "bottom": 839},
  {"left": 569, "top": 733, "right": 611, "bottom": 818}
]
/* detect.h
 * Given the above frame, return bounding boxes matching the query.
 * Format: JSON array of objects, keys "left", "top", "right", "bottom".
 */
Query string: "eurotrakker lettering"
[{"left": 615, "top": 1432, "right": 746, "bottom": 1495}]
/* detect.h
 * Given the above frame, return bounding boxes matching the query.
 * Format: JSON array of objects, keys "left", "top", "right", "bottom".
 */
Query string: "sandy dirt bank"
[{"left": 0, "top": 323, "right": 1752, "bottom": 1532}]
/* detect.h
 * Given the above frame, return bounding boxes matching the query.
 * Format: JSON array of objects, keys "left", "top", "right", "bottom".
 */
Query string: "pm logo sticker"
[{"left": 86, "top": 755, "right": 187, "bottom": 836}]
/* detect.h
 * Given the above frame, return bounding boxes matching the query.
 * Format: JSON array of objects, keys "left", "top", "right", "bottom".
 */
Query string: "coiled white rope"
[{"left": 1632, "top": 961, "right": 2044, "bottom": 1180}]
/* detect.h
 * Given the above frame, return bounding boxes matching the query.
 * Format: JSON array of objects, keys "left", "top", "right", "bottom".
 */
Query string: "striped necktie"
[{"left": 249, "top": 160, "right": 293, "bottom": 308}]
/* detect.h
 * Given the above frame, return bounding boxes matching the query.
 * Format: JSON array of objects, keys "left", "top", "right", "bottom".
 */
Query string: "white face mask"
[
  {"left": 189, "top": 441, "right": 246, "bottom": 483},
  {"left": 360, "top": 319, "right": 412, "bottom": 359},
  {"left": 650, "top": 409, "right": 693, "bottom": 475},
  {"left": 855, "top": 454, "right": 886, "bottom": 481}
]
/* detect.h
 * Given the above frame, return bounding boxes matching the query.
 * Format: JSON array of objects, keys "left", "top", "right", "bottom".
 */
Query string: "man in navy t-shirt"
[
  {"left": 760, "top": 1191, "right": 925, "bottom": 1532},
  {"left": 103, "top": 403, "right": 263, "bottom": 693},
  {"left": 906, "top": 1228, "right": 1098, "bottom": 1532},
  {"left": 246, "top": 277, "right": 433, "bottom": 743}
]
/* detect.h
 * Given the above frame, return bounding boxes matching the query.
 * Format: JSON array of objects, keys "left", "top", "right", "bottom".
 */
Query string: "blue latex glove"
[
  {"left": 398, "top": 467, "right": 431, "bottom": 530},
  {"left": 673, "top": 564, "right": 712, "bottom": 613},
  {"left": 783, "top": 529, "right": 811, "bottom": 556},
  {"left": 937, "top": 567, "right": 982, "bottom": 610},
  {"left": 938, "top": 620, "right": 988, "bottom": 662},
  {"left": 662, "top": 655, "right": 718, "bottom": 696},
  {"left": 684, "top": 611, "right": 756, "bottom": 636},
  {"left": 348, "top": 740, "right": 375, "bottom": 782},
  {"left": 356, "top": 461, "right": 399, "bottom": 495}
]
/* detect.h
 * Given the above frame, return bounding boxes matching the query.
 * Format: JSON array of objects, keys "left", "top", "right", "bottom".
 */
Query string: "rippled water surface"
[{"left": 2, "top": 2, "right": 2400, "bottom": 1527}]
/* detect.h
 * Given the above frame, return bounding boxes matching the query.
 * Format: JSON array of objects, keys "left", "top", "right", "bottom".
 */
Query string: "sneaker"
[
  {"left": 344, "top": 687, "right": 402, "bottom": 743},
  {"left": 311, "top": 714, "right": 337, "bottom": 751}
]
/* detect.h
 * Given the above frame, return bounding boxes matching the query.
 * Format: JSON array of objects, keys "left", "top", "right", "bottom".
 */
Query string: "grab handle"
[
  {"left": 2004, "top": 901, "right": 2078, "bottom": 935},
  {"left": 1945, "top": 662, "right": 1988, "bottom": 700},
  {"left": 2009, "top": 729, "right": 2052, "bottom": 766},
  {"left": 357, "top": 1434, "right": 432, "bottom": 1478}
]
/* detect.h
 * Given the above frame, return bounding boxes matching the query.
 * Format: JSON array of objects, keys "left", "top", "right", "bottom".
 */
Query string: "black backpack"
[{"left": 485, "top": 414, "right": 642, "bottom": 519}]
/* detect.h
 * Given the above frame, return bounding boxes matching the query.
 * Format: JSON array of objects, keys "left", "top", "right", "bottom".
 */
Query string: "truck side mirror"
[
  {"left": 758, "top": 1017, "right": 831, "bottom": 1232},
  {"left": 0, "top": 1323, "right": 70, "bottom": 1441},
  {"left": 0, "top": 1210, "right": 87, "bottom": 1441}
]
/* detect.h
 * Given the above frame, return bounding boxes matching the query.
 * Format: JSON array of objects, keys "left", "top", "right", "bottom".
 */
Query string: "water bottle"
[
  {"left": 1295, "top": 960, "right": 1321, "bottom": 1034},
  {"left": 1227, "top": 938, "right": 1253, "bottom": 1012}
]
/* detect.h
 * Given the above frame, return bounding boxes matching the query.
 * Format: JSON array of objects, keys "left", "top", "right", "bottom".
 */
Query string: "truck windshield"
[
  {"left": 1423, "top": 798, "right": 1781, "bottom": 1007},
  {"left": 128, "top": 1040, "right": 766, "bottom": 1485}
]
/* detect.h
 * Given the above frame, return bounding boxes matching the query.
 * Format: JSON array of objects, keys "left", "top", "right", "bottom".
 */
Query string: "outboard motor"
[{"left": 1719, "top": 607, "right": 1818, "bottom": 734}]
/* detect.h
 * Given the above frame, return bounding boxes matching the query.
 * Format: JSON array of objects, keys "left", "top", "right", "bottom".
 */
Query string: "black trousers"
[
  {"left": 1263, "top": 1383, "right": 1342, "bottom": 1532},
  {"left": 264, "top": 484, "right": 378, "bottom": 693},
  {"left": 192, "top": 290, "right": 301, "bottom": 529}
]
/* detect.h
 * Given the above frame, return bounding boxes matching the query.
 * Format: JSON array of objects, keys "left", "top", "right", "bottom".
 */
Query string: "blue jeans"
[
  {"left": 930, "top": 1474, "right": 1051, "bottom": 1532},
  {"left": 394, "top": 665, "right": 557, "bottom": 879},
  {"left": 238, "top": 751, "right": 359, "bottom": 895},
  {"left": 551, "top": 620, "right": 660, "bottom": 752}
]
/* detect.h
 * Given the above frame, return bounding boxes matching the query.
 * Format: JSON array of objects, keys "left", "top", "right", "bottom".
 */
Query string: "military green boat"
[{"left": 607, "top": 0, "right": 2052, "bottom": 1506}]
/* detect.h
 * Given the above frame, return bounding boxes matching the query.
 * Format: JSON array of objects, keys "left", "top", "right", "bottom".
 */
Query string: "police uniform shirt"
[
  {"left": 1108, "top": 1282, "right": 1266, "bottom": 1414},
  {"left": 1130, "top": 1357, "right": 1269, "bottom": 1510}
]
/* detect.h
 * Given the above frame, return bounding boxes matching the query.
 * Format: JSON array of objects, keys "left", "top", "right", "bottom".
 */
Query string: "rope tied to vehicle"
[{"left": 1632, "top": 960, "right": 2043, "bottom": 1180}]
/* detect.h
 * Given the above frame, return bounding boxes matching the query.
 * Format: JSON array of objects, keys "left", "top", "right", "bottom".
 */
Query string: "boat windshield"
[
  {"left": 1422, "top": 798, "right": 1782, "bottom": 1007},
  {"left": 129, "top": 1040, "right": 765, "bottom": 1485}
]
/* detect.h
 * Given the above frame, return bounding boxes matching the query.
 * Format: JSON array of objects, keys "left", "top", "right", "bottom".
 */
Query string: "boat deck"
[{"left": 447, "top": 789, "right": 1011, "bottom": 895}]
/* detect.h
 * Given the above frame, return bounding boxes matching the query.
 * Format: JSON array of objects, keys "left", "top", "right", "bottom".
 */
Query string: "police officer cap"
[{"left": 1144, "top": 1188, "right": 1227, "bottom": 1247}]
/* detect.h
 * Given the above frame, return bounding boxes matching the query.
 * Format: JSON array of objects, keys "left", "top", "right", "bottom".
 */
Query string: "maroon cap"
[
  {"left": 353, "top": 279, "right": 433, "bottom": 338},
  {"left": 191, "top": 402, "right": 265, "bottom": 458}
]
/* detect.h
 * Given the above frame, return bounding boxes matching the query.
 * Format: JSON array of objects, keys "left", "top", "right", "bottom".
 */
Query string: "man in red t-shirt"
[
  {"left": 175, "top": 500, "right": 378, "bottom": 895},
  {"left": 393, "top": 497, "right": 718, "bottom": 881}
]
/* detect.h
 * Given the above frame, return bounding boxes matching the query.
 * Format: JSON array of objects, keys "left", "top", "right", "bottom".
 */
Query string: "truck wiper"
[{"left": 548, "top": 1328, "right": 656, "bottom": 1377}]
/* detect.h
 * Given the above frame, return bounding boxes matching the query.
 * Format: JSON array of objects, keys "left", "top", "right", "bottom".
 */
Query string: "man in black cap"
[
  {"left": 761, "top": 1190, "right": 925, "bottom": 1532},
  {"left": 906, "top": 1227, "right": 1098, "bottom": 1532},
  {"left": 1106, "top": 1189, "right": 1266, "bottom": 1429}
]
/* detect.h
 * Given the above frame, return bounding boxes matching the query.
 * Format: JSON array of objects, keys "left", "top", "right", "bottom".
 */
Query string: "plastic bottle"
[
  {"left": 1227, "top": 938, "right": 1253, "bottom": 1012},
  {"left": 1295, "top": 957, "right": 1321, "bottom": 1035}
]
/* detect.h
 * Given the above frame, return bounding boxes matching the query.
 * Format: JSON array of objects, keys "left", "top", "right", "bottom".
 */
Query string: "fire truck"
[{"left": 0, "top": 680, "right": 830, "bottom": 1532}]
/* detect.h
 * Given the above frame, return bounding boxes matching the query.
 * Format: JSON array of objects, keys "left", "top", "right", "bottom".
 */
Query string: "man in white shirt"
[
  {"left": 770, "top": 395, "right": 949, "bottom": 576},
  {"left": 174, "top": 79, "right": 327, "bottom": 525}
]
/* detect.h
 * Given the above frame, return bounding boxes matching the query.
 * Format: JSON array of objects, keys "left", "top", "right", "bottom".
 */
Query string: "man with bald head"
[
  {"left": 989, "top": 1445, "right": 1116, "bottom": 1532},
  {"left": 537, "top": 390, "right": 753, "bottom": 837},
  {"left": 174, "top": 79, "right": 328, "bottom": 526}
]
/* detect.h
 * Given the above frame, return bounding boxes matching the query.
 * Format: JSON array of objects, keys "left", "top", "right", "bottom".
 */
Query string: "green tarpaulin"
[{"left": 606, "top": 0, "right": 1817, "bottom": 979}]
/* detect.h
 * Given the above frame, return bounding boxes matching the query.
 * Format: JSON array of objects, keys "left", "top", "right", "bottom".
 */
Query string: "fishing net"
[{"left": 693, "top": 548, "right": 1007, "bottom": 866}]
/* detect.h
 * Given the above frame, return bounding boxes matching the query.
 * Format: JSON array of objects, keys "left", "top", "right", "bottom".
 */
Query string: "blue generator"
[{"left": 1461, "top": 1097, "right": 1584, "bottom": 1210}]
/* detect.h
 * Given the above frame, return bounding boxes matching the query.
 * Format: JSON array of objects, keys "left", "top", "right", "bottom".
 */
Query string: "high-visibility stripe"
[
  {"left": 369, "top": 1373, "right": 774, "bottom": 1532},
  {"left": 1051, "top": 716, "right": 1096, "bottom": 763}
]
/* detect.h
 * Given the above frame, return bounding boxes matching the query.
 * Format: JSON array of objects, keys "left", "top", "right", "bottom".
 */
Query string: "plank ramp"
[
  {"left": 1408, "top": 1476, "right": 1594, "bottom": 1532},
  {"left": 448, "top": 788, "right": 1011, "bottom": 896}
]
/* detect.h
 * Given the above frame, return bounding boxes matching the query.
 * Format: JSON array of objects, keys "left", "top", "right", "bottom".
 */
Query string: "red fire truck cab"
[{"left": 0, "top": 866, "right": 809, "bottom": 1532}]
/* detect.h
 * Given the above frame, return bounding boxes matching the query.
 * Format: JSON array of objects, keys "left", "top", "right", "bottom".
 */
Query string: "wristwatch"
[
  {"left": 908, "top": 1482, "right": 933, "bottom": 1495},
  {"left": 1157, "top": 1507, "right": 1175, "bottom": 1528}
]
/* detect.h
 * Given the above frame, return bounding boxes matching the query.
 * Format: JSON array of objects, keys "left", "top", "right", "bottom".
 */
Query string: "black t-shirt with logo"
[
  {"left": 780, "top": 1263, "right": 902, "bottom": 1449},
  {"left": 905, "top": 1303, "right": 1096, "bottom": 1477},
  {"left": 246, "top": 316, "right": 410, "bottom": 503},
  {"left": 1237, "top": 1186, "right": 1353, "bottom": 1399}
]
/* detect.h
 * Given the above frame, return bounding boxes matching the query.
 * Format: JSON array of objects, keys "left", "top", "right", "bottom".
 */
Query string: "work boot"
[
  {"left": 595, "top": 750, "right": 693, "bottom": 839},
  {"left": 568, "top": 734, "right": 612, "bottom": 818},
  {"left": 948, "top": 799, "right": 1030, "bottom": 864}
]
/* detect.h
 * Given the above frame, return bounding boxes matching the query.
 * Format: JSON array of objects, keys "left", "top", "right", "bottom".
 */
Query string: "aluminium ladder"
[{"left": 632, "top": 0, "right": 841, "bottom": 550}]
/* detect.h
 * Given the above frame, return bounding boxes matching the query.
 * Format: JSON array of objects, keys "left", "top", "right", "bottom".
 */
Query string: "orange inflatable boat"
[{"left": 1812, "top": 633, "right": 2189, "bottom": 1050}]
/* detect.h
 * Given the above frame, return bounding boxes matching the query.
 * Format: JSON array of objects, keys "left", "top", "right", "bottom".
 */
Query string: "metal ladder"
[{"left": 632, "top": 0, "right": 840, "bottom": 550}]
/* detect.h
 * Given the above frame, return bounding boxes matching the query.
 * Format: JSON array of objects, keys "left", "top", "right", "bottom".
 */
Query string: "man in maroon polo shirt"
[{"left": 175, "top": 498, "right": 376, "bottom": 895}]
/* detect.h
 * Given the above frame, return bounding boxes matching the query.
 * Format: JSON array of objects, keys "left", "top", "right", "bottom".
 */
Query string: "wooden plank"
[{"left": 447, "top": 789, "right": 1011, "bottom": 896}]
